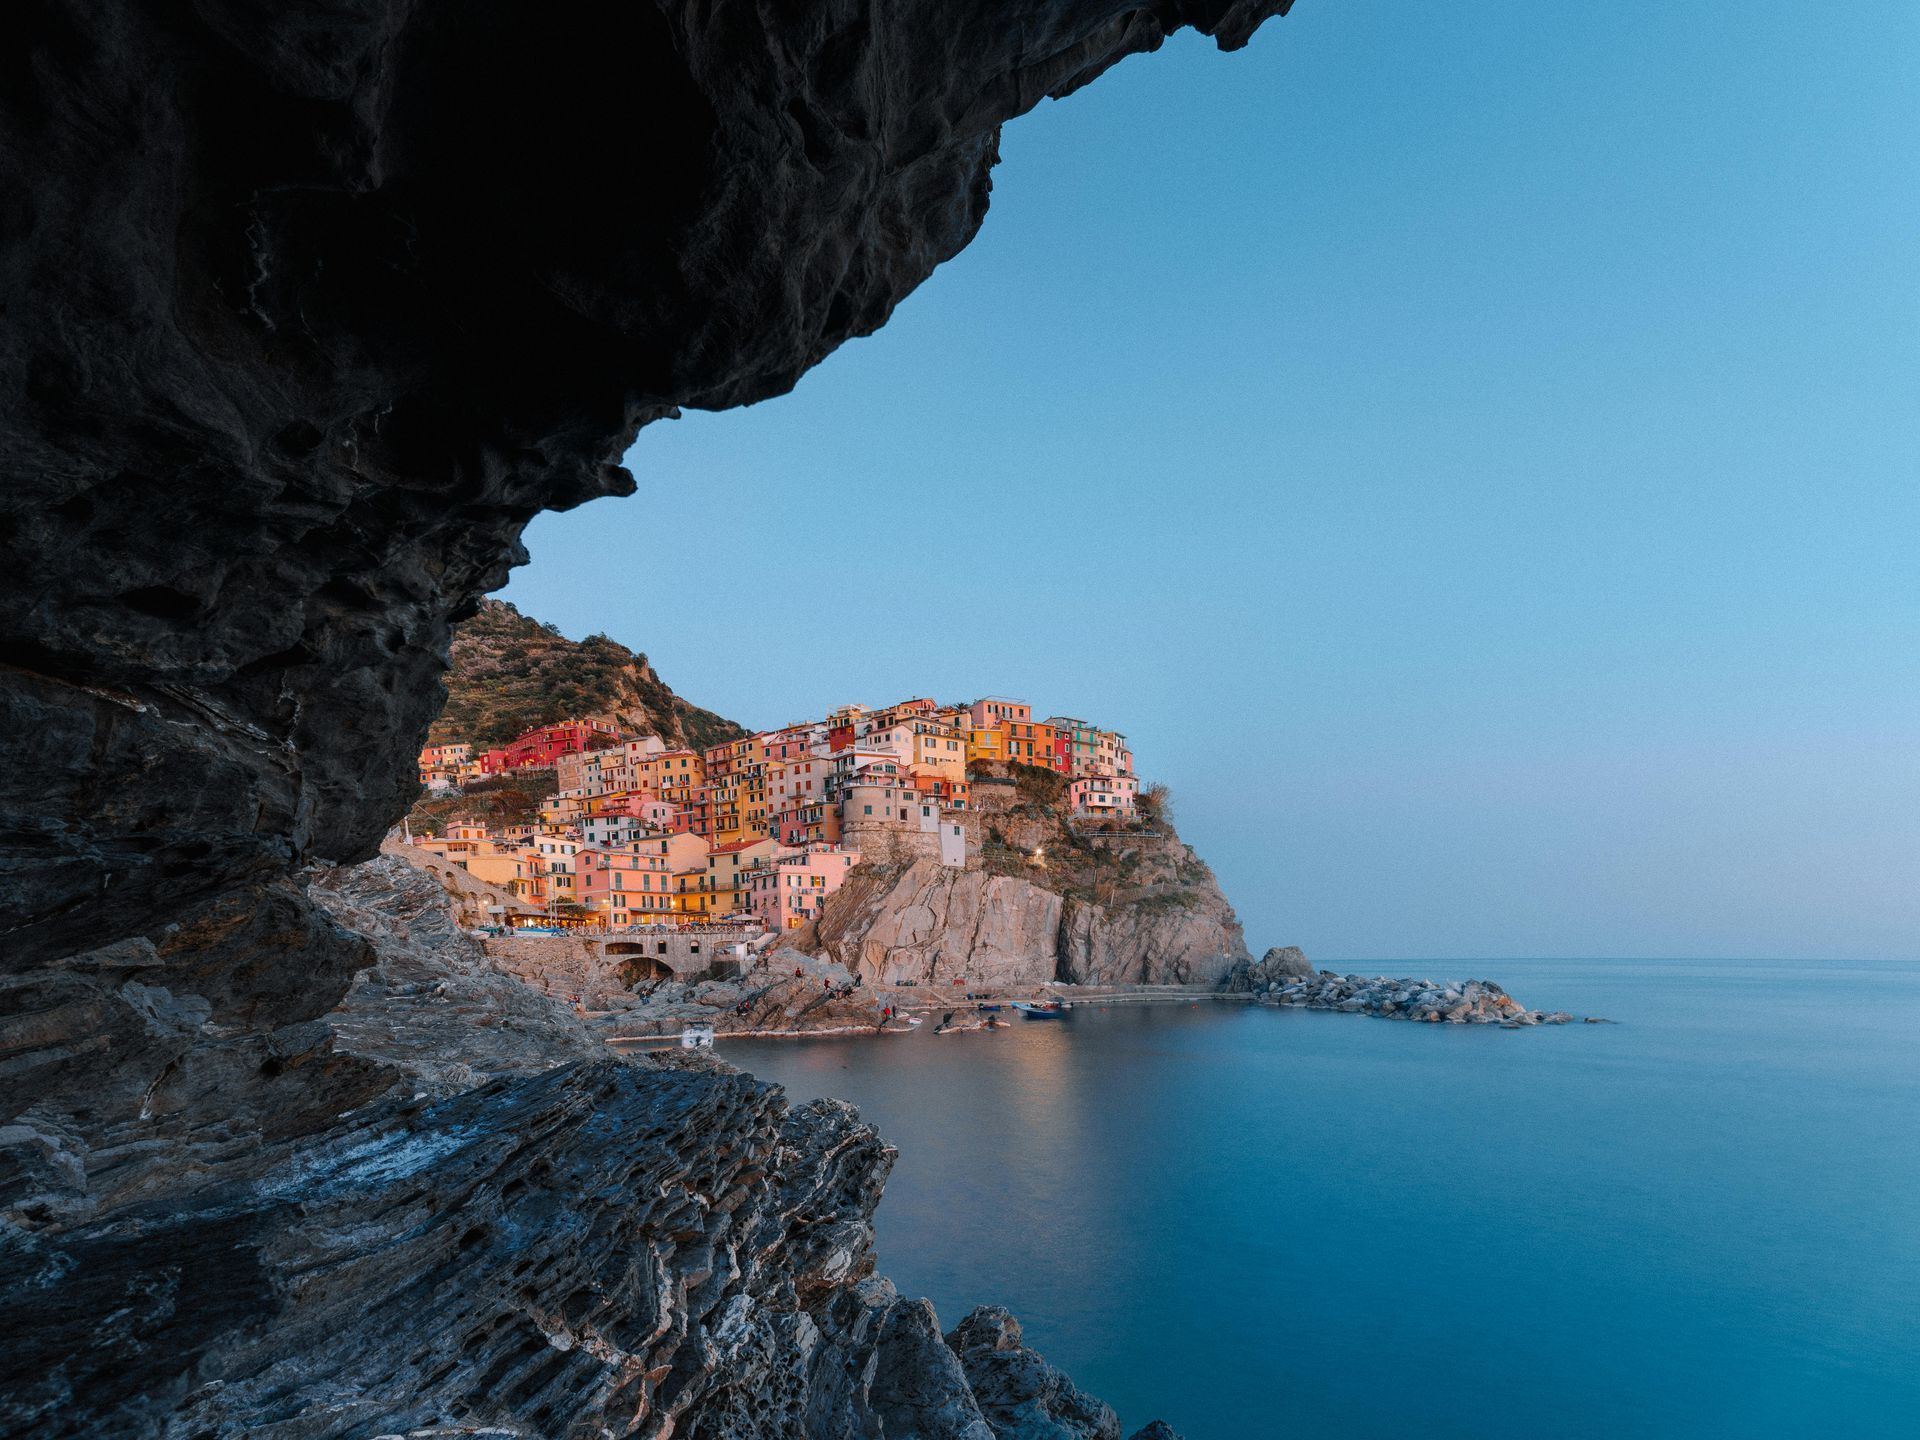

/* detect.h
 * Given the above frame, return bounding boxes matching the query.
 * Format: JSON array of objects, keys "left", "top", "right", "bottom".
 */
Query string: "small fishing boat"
[
  {"left": 1014, "top": 1001, "right": 1067, "bottom": 1020},
  {"left": 976, "top": 1003, "right": 1002, "bottom": 1012}
]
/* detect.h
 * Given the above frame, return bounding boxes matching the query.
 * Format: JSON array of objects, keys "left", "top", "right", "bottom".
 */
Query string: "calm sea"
[{"left": 721, "top": 959, "right": 1920, "bottom": 1440}]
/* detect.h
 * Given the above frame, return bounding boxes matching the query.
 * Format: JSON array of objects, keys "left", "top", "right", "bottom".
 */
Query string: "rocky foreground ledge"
[
  {"left": 1227, "top": 947, "right": 1585, "bottom": 1025},
  {"left": 70, "top": 854, "right": 1179, "bottom": 1440}
]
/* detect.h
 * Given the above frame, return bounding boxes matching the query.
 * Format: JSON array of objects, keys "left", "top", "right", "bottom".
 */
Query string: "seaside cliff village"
[{"left": 411, "top": 698, "right": 1139, "bottom": 933}]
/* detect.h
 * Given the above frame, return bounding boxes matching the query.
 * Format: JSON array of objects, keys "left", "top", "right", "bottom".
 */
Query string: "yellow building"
[
  {"left": 464, "top": 850, "right": 532, "bottom": 891},
  {"left": 905, "top": 725, "right": 966, "bottom": 784},
  {"left": 634, "top": 749, "right": 706, "bottom": 797},
  {"left": 705, "top": 781, "right": 752, "bottom": 848},
  {"left": 965, "top": 725, "right": 1006, "bottom": 767},
  {"left": 698, "top": 837, "right": 787, "bottom": 918}
]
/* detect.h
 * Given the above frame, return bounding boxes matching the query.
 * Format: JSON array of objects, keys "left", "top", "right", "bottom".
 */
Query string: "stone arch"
[{"left": 610, "top": 952, "right": 673, "bottom": 988}]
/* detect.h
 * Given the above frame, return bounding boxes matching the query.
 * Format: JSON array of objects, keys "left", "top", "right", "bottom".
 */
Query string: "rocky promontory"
[{"left": 803, "top": 769, "right": 1251, "bottom": 989}]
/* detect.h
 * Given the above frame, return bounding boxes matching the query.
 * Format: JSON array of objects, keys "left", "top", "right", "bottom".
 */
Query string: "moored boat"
[{"left": 1014, "top": 1001, "right": 1066, "bottom": 1020}]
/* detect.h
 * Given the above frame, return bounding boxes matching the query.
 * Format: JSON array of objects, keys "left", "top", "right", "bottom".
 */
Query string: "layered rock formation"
[
  {"left": 947, "top": 1307, "right": 1126, "bottom": 1440},
  {"left": 310, "top": 852, "right": 612, "bottom": 1088},
  {"left": 1, "top": 2, "right": 1296, "bottom": 1431}
]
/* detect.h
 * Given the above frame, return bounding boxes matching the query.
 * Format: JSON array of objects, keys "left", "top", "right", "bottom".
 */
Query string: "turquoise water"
[{"left": 722, "top": 960, "right": 1920, "bottom": 1440}]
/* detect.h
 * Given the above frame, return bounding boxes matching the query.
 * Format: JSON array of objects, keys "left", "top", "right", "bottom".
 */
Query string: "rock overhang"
[{"left": 0, "top": 3, "right": 1295, "bottom": 1432}]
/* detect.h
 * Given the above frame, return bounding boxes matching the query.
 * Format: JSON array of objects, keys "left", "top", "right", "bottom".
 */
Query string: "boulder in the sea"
[
  {"left": 871, "top": 1297, "right": 998, "bottom": 1440},
  {"left": 1261, "top": 945, "right": 1312, "bottom": 978},
  {"left": 1224, "top": 944, "right": 1314, "bottom": 994}
]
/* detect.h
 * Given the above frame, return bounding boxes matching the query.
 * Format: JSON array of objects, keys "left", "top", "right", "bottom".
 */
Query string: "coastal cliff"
[{"left": 804, "top": 773, "right": 1251, "bottom": 988}]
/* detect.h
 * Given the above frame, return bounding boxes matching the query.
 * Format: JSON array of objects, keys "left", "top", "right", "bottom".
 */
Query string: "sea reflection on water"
[{"left": 723, "top": 963, "right": 1920, "bottom": 1440}]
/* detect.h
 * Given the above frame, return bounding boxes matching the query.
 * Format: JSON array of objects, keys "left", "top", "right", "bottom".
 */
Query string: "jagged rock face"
[
  {"left": 1223, "top": 944, "right": 1314, "bottom": 992},
  {"left": 810, "top": 839, "right": 1251, "bottom": 988},
  {"left": 1055, "top": 873, "right": 1254, "bottom": 987},
  {"left": 0, "top": 854, "right": 1171, "bottom": 1436},
  {"left": 812, "top": 862, "right": 1067, "bottom": 987},
  {"left": 309, "top": 853, "right": 611, "bottom": 1089},
  {"left": 946, "top": 1306, "right": 1122, "bottom": 1440},
  {"left": 6, "top": 1055, "right": 904, "bottom": 1437},
  {"left": 0, "top": 2, "right": 1292, "bottom": 1431}
]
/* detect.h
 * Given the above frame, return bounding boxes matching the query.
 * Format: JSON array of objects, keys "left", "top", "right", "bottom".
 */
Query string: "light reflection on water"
[{"left": 722, "top": 961, "right": 1920, "bottom": 1440}]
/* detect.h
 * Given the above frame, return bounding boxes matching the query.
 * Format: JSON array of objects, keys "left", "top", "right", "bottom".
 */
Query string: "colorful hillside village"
[{"left": 411, "top": 698, "right": 1137, "bottom": 932}]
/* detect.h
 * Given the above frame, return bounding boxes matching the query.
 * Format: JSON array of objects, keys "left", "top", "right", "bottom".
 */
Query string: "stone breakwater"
[{"left": 1257, "top": 970, "right": 1576, "bottom": 1026}]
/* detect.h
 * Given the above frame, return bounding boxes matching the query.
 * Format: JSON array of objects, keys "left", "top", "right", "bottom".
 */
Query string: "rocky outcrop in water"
[
  {"left": 1223, "top": 945, "right": 1314, "bottom": 991},
  {"left": 1, "top": 2, "right": 1293, "bottom": 1429},
  {"left": 947, "top": 1307, "right": 1123, "bottom": 1440},
  {"left": 1243, "top": 966, "right": 1578, "bottom": 1026}
]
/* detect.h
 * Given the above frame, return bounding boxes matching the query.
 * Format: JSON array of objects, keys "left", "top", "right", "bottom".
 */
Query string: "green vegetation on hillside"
[
  {"left": 427, "top": 599, "right": 746, "bottom": 751},
  {"left": 966, "top": 760, "right": 1185, "bottom": 905}
]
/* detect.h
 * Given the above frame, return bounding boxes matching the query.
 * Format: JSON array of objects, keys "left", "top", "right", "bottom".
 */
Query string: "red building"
[
  {"left": 908, "top": 772, "right": 971, "bottom": 810},
  {"left": 479, "top": 717, "right": 621, "bottom": 774}
]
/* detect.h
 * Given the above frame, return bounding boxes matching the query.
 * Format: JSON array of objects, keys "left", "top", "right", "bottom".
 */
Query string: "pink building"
[
  {"left": 748, "top": 847, "right": 863, "bottom": 931},
  {"left": 967, "top": 696, "right": 1030, "bottom": 728},
  {"left": 1068, "top": 773, "right": 1139, "bottom": 819},
  {"left": 769, "top": 755, "right": 833, "bottom": 813},
  {"left": 577, "top": 842, "right": 677, "bottom": 926},
  {"left": 775, "top": 799, "right": 842, "bottom": 848}
]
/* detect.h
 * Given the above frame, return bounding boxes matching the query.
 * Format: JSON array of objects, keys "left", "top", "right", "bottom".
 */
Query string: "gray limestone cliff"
[{"left": 807, "top": 800, "right": 1251, "bottom": 989}]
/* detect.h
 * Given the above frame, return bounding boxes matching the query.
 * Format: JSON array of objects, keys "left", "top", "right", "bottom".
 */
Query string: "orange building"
[
  {"left": 1003, "top": 718, "right": 1056, "bottom": 769},
  {"left": 909, "top": 772, "right": 971, "bottom": 810}
]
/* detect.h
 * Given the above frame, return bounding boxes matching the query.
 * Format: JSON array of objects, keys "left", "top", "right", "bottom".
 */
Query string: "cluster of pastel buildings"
[{"left": 412, "top": 697, "right": 1137, "bottom": 931}]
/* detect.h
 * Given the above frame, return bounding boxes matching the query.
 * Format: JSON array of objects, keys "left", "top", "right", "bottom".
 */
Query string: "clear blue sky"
[{"left": 504, "top": 0, "right": 1918, "bottom": 961}]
